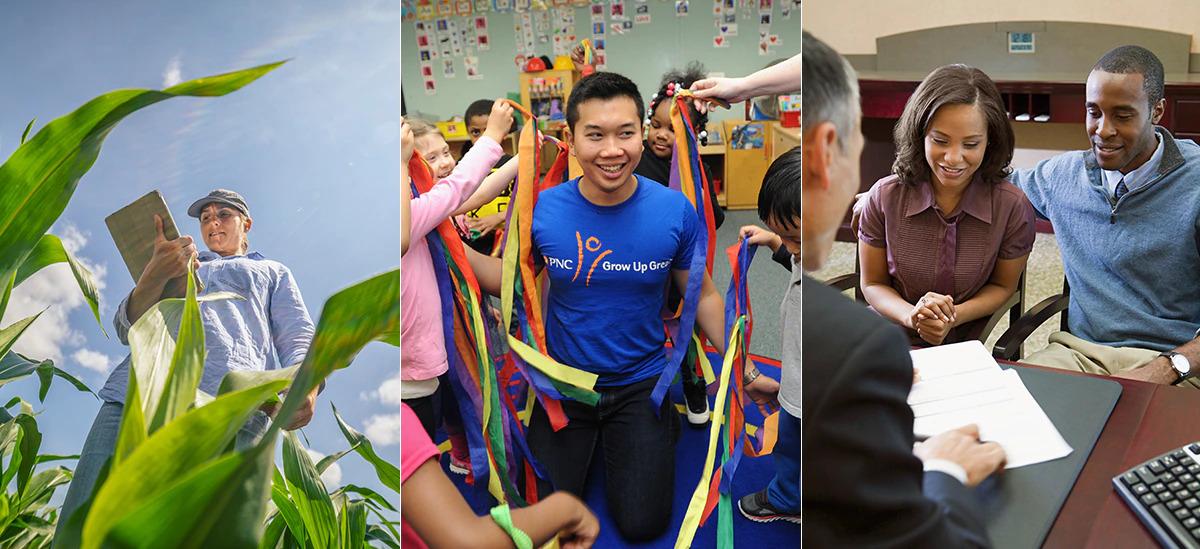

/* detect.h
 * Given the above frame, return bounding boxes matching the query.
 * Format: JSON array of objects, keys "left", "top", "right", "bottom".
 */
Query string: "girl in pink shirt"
[{"left": 401, "top": 102, "right": 516, "bottom": 474}]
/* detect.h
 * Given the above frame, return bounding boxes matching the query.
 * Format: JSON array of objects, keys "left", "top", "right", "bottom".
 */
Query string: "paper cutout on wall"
[
  {"left": 443, "top": 58, "right": 457, "bottom": 78},
  {"left": 675, "top": 0, "right": 689, "bottom": 16},
  {"left": 465, "top": 55, "right": 484, "bottom": 80}
]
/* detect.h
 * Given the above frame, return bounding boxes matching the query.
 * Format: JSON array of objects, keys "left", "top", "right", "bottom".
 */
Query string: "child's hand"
[
  {"left": 570, "top": 44, "right": 587, "bottom": 68},
  {"left": 401, "top": 117, "right": 414, "bottom": 164},
  {"left": 483, "top": 99, "right": 515, "bottom": 143},
  {"left": 738, "top": 225, "right": 782, "bottom": 252}
]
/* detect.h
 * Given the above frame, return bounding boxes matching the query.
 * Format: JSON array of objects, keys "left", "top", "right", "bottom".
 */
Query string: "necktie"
[{"left": 1115, "top": 177, "right": 1129, "bottom": 201}]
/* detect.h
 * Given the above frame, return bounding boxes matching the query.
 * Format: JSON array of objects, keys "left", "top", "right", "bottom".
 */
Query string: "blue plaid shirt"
[{"left": 98, "top": 251, "right": 314, "bottom": 406}]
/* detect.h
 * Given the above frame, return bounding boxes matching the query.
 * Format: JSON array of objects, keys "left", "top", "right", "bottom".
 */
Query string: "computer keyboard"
[{"left": 1114, "top": 442, "right": 1200, "bottom": 548}]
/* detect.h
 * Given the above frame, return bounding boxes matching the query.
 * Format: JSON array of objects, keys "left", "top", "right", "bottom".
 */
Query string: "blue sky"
[{"left": 0, "top": 0, "right": 400, "bottom": 514}]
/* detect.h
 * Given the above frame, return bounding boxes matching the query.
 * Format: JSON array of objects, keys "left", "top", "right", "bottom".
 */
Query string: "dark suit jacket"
[{"left": 803, "top": 276, "right": 991, "bottom": 548}]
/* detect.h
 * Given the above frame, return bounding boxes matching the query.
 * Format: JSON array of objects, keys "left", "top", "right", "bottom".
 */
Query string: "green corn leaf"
[
  {"left": 14, "top": 233, "right": 105, "bottom": 334},
  {"left": 15, "top": 466, "right": 70, "bottom": 514},
  {"left": 113, "top": 372, "right": 147, "bottom": 464},
  {"left": 0, "top": 311, "right": 44, "bottom": 366},
  {"left": 332, "top": 404, "right": 399, "bottom": 493},
  {"left": 148, "top": 263, "right": 204, "bottom": 433},
  {"left": 269, "top": 467, "right": 309, "bottom": 549},
  {"left": 218, "top": 365, "right": 299, "bottom": 401},
  {"left": 0, "top": 351, "right": 44, "bottom": 389},
  {"left": 82, "top": 380, "right": 287, "bottom": 548},
  {"left": 34, "top": 359, "right": 95, "bottom": 402},
  {"left": 282, "top": 431, "right": 337, "bottom": 549},
  {"left": 337, "top": 499, "right": 366, "bottom": 549},
  {"left": 315, "top": 446, "right": 357, "bottom": 476},
  {"left": 260, "top": 512, "right": 288, "bottom": 549},
  {"left": 33, "top": 453, "right": 79, "bottom": 465},
  {"left": 20, "top": 118, "right": 35, "bottom": 145},
  {"left": 332, "top": 485, "right": 396, "bottom": 513},
  {"left": 365, "top": 523, "right": 401, "bottom": 549},
  {"left": 98, "top": 450, "right": 246, "bottom": 548},
  {"left": 0, "top": 61, "right": 285, "bottom": 295},
  {"left": 264, "top": 269, "right": 398, "bottom": 445},
  {"left": 125, "top": 290, "right": 244, "bottom": 432},
  {"left": 13, "top": 414, "right": 41, "bottom": 499},
  {"left": 0, "top": 274, "right": 12, "bottom": 323}
]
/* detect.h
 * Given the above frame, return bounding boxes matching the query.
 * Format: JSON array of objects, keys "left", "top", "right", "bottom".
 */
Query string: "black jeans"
[
  {"left": 403, "top": 372, "right": 463, "bottom": 442},
  {"left": 525, "top": 376, "right": 681, "bottom": 542}
]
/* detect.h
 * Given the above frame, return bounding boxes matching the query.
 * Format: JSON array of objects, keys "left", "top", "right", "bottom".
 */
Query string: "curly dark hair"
[
  {"left": 647, "top": 62, "right": 710, "bottom": 144},
  {"left": 892, "top": 64, "right": 1014, "bottom": 186}
]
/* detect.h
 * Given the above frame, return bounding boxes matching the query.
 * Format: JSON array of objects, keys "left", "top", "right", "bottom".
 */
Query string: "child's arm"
[
  {"left": 404, "top": 459, "right": 599, "bottom": 548},
  {"left": 409, "top": 101, "right": 514, "bottom": 239},
  {"left": 453, "top": 155, "right": 520, "bottom": 216},
  {"left": 402, "top": 119, "right": 413, "bottom": 255},
  {"left": 409, "top": 137, "right": 503, "bottom": 239}
]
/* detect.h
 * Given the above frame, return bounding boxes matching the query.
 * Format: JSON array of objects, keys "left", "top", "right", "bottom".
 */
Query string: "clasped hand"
[{"left": 908, "top": 292, "right": 956, "bottom": 346}]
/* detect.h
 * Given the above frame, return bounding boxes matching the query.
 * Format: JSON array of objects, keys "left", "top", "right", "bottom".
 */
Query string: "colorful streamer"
[{"left": 675, "top": 237, "right": 779, "bottom": 549}]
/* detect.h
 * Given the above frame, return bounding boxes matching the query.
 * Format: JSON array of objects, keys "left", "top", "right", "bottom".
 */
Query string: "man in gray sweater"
[{"left": 1009, "top": 45, "right": 1200, "bottom": 389}]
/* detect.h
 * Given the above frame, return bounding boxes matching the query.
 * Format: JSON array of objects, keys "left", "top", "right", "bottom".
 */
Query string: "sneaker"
[
  {"left": 738, "top": 489, "right": 801, "bottom": 525},
  {"left": 448, "top": 452, "right": 471, "bottom": 475},
  {"left": 682, "top": 377, "right": 711, "bottom": 426}
]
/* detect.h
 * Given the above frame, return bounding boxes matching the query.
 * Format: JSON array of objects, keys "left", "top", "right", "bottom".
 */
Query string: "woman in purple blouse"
[{"left": 858, "top": 64, "right": 1036, "bottom": 346}]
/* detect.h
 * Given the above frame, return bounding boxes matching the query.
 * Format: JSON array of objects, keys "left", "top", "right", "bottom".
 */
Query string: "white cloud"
[
  {"left": 4, "top": 224, "right": 107, "bottom": 367},
  {"left": 363, "top": 413, "right": 401, "bottom": 447},
  {"left": 72, "top": 348, "right": 113, "bottom": 373},
  {"left": 360, "top": 373, "right": 401, "bottom": 405},
  {"left": 306, "top": 448, "right": 343, "bottom": 487},
  {"left": 162, "top": 55, "right": 182, "bottom": 87}
]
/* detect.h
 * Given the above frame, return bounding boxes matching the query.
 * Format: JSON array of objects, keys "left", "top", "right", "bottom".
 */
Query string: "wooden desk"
[{"left": 1003, "top": 363, "right": 1200, "bottom": 547}]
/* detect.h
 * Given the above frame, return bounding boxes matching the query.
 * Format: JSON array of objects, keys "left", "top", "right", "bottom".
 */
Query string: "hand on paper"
[
  {"left": 746, "top": 373, "right": 780, "bottom": 417},
  {"left": 915, "top": 423, "right": 1007, "bottom": 487}
]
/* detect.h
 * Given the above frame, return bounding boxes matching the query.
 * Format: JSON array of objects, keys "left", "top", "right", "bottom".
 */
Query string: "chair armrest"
[
  {"left": 825, "top": 273, "right": 857, "bottom": 293},
  {"left": 977, "top": 290, "right": 1022, "bottom": 346},
  {"left": 992, "top": 292, "right": 1069, "bottom": 361}
]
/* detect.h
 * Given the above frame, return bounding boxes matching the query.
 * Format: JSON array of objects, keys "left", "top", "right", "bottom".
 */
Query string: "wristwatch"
[
  {"left": 1161, "top": 351, "right": 1191, "bottom": 385},
  {"left": 743, "top": 366, "right": 761, "bottom": 385}
]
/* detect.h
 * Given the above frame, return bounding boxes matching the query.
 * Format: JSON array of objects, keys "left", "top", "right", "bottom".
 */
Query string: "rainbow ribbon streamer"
[
  {"left": 410, "top": 155, "right": 536, "bottom": 506},
  {"left": 675, "top": 237, "right": 781, "bottom": 549},
  {"left": 498, "top": 99, "right": 601, "bottom": 439},
  {"left": 648, "top": 92, "right": 722, "bottom": 412}
]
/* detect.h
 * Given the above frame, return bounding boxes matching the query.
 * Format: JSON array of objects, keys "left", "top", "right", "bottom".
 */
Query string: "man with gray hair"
[{"left": 802, "top": 30, "right": 1004, "bottom": 547}]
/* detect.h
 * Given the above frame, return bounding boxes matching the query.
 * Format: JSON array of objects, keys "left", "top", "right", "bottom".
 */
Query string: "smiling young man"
[
  {"left": 517, "top": 71, "right": 779, "bottom": 542},
  {"left": 1006, "top": 45, "right": 1200, "bottom": 388}
]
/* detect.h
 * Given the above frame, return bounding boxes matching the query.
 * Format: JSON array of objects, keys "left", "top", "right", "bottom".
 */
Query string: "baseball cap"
[{"left": 187, "top": 189, "right": 250, "bottom": 218}]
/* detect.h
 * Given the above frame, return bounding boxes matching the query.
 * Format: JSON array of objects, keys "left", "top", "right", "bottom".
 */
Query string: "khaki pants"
[{"left": 1024, "top": 331, "right": 1200, "bottom": 390}]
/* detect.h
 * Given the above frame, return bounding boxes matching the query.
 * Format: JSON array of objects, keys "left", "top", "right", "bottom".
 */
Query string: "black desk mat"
[{"left": 975, "top": 365, "right": 1122, "bottom": 548}]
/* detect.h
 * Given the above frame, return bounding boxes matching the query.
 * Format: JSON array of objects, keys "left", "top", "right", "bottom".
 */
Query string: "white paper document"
[{"left": 908, "top": 341, "right": 1073, "bottom": 469}]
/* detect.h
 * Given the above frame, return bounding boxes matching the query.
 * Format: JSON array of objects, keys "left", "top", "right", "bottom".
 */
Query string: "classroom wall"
[
  {"left": 805, "top": 0, "right": 1200, "bottom": 67},
  {"left": 401, "top": 1, "right": 801, "bottom": 122}
]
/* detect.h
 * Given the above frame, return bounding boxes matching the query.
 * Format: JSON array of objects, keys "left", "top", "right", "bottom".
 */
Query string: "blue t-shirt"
[{"left": 531, "top": 175, "right": 699, "bottom": 386}]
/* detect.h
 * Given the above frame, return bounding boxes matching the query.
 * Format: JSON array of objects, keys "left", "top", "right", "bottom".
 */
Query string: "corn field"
[{"left": 0, "top": 63, "right": 400, "bottom": 548}]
